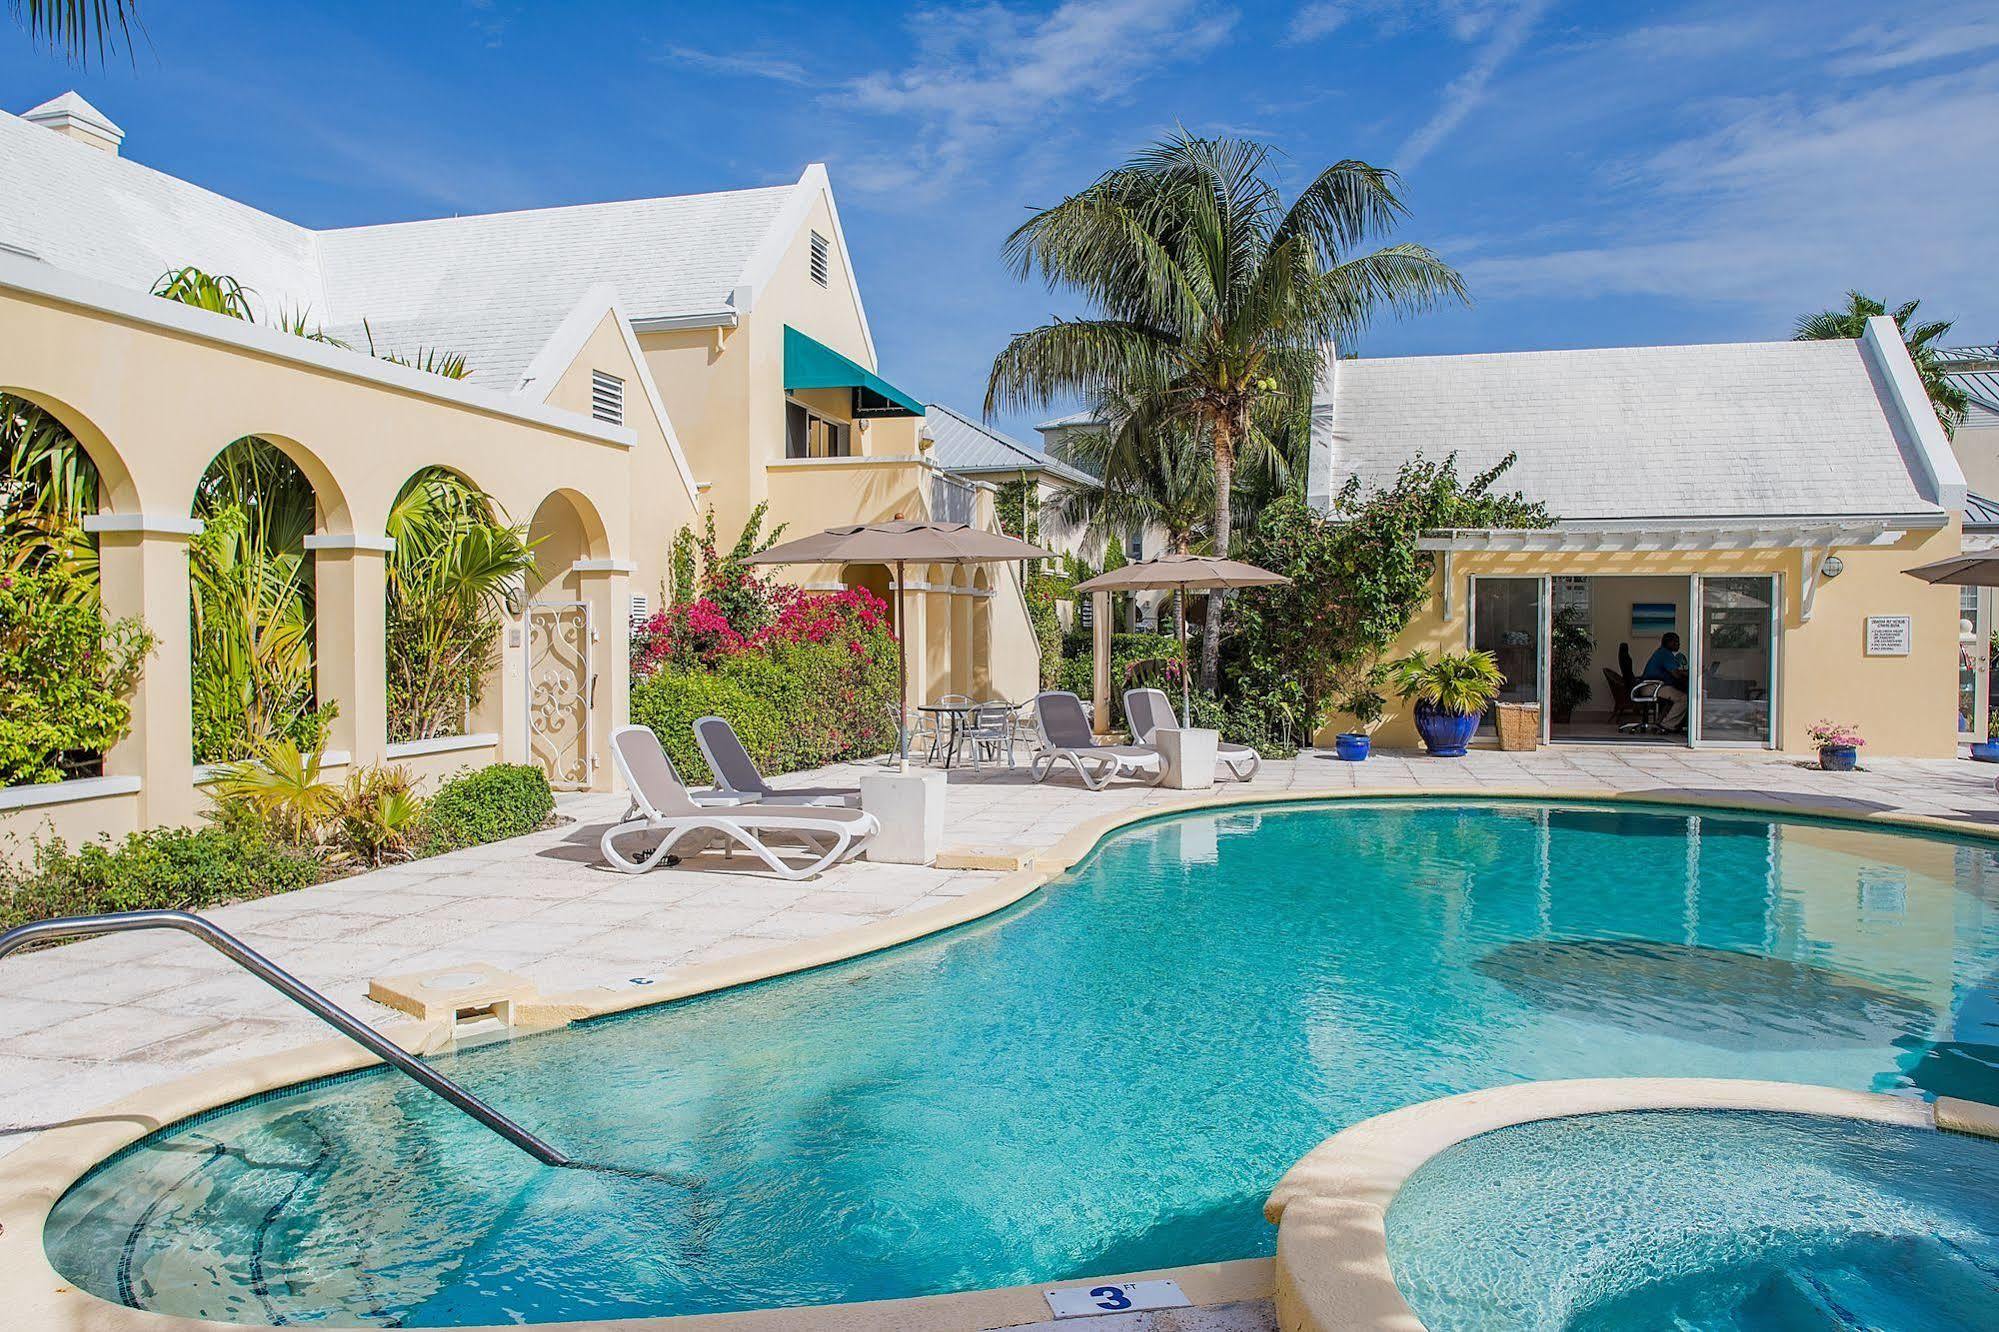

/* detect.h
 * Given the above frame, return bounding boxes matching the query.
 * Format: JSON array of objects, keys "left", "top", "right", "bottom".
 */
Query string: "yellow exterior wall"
[{"left": 1327, "top": 521, "right": 1964, "bottom": 757}]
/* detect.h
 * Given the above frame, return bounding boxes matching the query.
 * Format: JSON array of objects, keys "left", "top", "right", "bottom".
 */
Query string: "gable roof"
[
  {"left": 0, "top": 101, "right": 833, "bottom": 392},
  {"left": 1309, "top": 331, "right": 1960, "bottom": 523},
  {"left": 925, "top": 403, "right": 1096, "bottom": 485},
  {"left": 1941, "top": 345, "right": 1999, "bottom": 418}
]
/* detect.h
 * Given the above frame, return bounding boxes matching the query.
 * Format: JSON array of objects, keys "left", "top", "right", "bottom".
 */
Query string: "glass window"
[
  {"left": 1698, "top": 576, "right": 1774, "bottom": 744},
  {"left": 785, "top": 399, "right": 852, "bottom": 459},
  {"left": 1472, "top": 577, "right": 1543, "bottom": 725}
]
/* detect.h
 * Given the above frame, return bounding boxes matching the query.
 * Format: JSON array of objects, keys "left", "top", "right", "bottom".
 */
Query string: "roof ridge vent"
[{"left": 22, "top": 91, "right": 124, "bottom": 155}]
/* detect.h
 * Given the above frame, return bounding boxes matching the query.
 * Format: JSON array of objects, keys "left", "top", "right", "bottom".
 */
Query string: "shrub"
[
  {"left": 1058, "top": 631, "right": 1185, "bottom": 728},
  {"left": 0, "top": 545, "right": 154, "bottom": 786},
  {"left": 630, "top": 631, "right": 898, "bottom": 784},
  {"left": 416, "top": 763, "right": 554, "bottom": 855},
  {"left": 0, "top": 825, "right": 321, "bottom": 931},
  {"left": 329, "top": 765, "right": 424, "bottom": 866}
]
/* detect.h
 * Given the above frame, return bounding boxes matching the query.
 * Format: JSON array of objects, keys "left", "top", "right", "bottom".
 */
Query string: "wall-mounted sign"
[
  {"left": 1044, "top": 1279, "right": 1190, "bottom": 1319},
  {"left": 1865, "top": 616, "right": 1913, "bottom": 657}
]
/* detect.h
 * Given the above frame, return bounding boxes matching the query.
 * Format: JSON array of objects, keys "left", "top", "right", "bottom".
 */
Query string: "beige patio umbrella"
[
  {"left": 1905, "top": 553, "right": 1999, "bottom": 586},
  {"left": 1075, "top": 553, "right": 1290, "bottom": 726},
  {"left": 747, "top": 520, "right": 1055, "bottom": 760}
]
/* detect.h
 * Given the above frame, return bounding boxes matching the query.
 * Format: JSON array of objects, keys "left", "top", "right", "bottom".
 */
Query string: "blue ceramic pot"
[
  {"left": 1819, "top": 744, "right": 1858, "bottom": 772},
  {"left": 1334, "top": 733, "right": 1371, "bottom": 762},
  {"left": 1413, "top": 703, "right": 1479, "bottom": 757},
  {"left": 1972, "top": 741, "right": 1999, "bottom": 763}
]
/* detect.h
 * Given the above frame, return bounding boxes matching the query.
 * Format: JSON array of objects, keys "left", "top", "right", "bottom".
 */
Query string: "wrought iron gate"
[{"left": 526, "top": 600, "right": 594, "bottom": 789}]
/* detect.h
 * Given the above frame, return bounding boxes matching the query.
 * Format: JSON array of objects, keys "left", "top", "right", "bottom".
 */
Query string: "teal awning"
[{"left": 783, "top": 325, "right": 924, "bottom": 418}]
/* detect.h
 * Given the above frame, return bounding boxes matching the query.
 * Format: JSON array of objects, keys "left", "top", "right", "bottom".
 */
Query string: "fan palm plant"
[
  {"left": 384, "top": 469, "right": 537, "bottom": 741},
  {"left": 986, "top": 131, "right": 1464, "bottom": 690},
  {"left": 8, "top": 0, "right": 138, "bottom": 62},
  {"left": 1794, "top": 292, "right": 1968, "bottom": 435},
  {"left": 1389, "top": 649, "right": 1505, "bottom": 716}
]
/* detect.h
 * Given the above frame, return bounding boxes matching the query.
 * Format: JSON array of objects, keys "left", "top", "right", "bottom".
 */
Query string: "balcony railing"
[{"left": 931, "top": 471, "right": 978, "bottom": 525}]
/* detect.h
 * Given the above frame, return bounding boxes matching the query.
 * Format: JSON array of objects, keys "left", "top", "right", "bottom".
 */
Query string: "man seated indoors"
[{"left": 1642, "top": 632, "right": 1691, "bottom": 731}]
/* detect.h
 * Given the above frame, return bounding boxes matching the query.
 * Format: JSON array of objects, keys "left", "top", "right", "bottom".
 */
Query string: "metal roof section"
[
  {"left": 1941, "top": 344, "right": 1999, "bottom": 417},
  {"left": 924, "top": 404, "right": 1097, "bottom": 486}
]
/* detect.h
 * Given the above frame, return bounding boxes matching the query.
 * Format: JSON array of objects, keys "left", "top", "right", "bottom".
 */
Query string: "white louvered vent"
[
  {"left": 590, "top": 370, "right": 625, "bottom": 425},
  {"left": 809, "top": 231, "right": 830, "bottom": 287},
  {"left": 629, "top": 593, "right": 649, "bottom": 629}
]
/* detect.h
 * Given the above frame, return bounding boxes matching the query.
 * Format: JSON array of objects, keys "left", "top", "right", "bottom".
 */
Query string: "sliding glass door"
[
  {"left": 1693, "top": 575, "right": 1776, "bottom": 746},
  {"left": 1471, "top": 577, "right": 1547, "bottom": 732}
]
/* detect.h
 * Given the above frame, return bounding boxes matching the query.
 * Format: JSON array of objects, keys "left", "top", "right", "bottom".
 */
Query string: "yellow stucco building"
[
  {"left": 0, "top": 91, "right": 1038, "bottom": 841},
  {"left": 1309, "top": 325, "right": 1971, "bottom": 755}
]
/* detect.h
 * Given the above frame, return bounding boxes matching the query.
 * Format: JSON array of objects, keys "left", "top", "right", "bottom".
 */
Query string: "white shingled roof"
[
  {"left": 0, "top": 102, "right": 811, "bottom": 390},
  {"left": 1311, "top": 337, "right": 1950, "bottom": 522}
]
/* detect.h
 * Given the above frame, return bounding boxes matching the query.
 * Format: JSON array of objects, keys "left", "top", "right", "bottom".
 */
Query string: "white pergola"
[{"left": 1417, "top": 514, "right": 1948, "bottom": 624}]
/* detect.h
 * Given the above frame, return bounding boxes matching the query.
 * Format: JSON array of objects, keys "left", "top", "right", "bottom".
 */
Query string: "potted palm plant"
[{"left": 1391, "top": 650, "right": 1505, "bottom": 757}]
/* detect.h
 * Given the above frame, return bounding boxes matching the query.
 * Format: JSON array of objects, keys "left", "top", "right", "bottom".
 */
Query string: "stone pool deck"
[{"left": 3, "top": 744, "right": 1995, "bottom": 1159}]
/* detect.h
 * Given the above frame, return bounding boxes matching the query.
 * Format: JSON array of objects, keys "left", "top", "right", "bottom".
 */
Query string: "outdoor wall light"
[{"left": 1819, "top": 554, "right": 1845, "bottom": 580}]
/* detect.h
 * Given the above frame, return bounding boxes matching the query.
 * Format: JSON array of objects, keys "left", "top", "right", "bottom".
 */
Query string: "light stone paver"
[{"left": 3, "top": 745, "right": 1997, "bottom": 1158}]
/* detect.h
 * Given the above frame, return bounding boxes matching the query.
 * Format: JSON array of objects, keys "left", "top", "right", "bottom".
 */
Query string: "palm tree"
[
  {"left": 986, "top": 132, "right": 1465, "bottom": 689},
  {"left": 1794, "top": 291, "right": 1969, "bottom": 435},
  {"left": 1053, "top": 413, "right": 1213, "bottom": 558},
  {"left": 8, "top": 0, "right": 139, "bottom": 63}
]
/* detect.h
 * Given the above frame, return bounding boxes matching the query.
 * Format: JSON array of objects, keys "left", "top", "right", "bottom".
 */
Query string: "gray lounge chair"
[
  {"left": 603, "top": 725, "right": 878, "bottom": 879},
  {"left": 1124, "top": 687, "right": 1260, "bottom": 782},
  {"left": 1028, "top": 690, "right": 1163, "bottom": 791},
  {"left": 693, "top": 715, "right": 861, "bottom": 807}
]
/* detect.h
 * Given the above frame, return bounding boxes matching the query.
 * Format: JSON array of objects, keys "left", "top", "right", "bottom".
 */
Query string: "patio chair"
[
  {"left": 962, "top": 699, "right": 1018, "bottom": 770},
  {"left": 1028, "top": 690, "right": 1163, "bottom": 791},
  {"left": 1124, "top": 687, "right": 1260, "bottom": 781},
  {"left": 603, "top": 725, "right": 878, "bottom": 879},
  {"left": 693, "top": 715, "right": 861, "bottom": 807}
]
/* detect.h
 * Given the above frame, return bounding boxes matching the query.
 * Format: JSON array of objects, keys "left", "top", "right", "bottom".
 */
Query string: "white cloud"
[
  {"left": 845, "top": 0, "right": 1238, "bottom": 181},
  {"left": 654, "top": 45, "right": 811, "bottom": 86},
  {"left": 1458, "top": 55, "right": 1999, "bottom": 324},
  {"left": 1829, "top": 16, "right": 1999, "bottom": 75},
  {"left": 1288, "top": 3, "right": 1350, "bottom": 43},
  {"left": 1396, "top": 0, "right": 1553, "bottom": 171}
]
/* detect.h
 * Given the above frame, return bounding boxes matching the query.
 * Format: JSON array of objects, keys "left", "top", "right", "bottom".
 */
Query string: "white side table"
[
  {"left": 860, "top": 767, "right": 947, "bottom": 864},
  {"left": 1154, "top": 727, "right": 1218, "bottom": 790}
]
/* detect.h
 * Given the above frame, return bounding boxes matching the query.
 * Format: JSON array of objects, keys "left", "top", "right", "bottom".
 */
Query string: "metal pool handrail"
[{"left": 0, "top": 909, "right": 573, "bottom": 1167}]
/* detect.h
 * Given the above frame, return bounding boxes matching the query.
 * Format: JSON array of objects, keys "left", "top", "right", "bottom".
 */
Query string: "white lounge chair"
[
  {"left": 603, "top": 725, "right": 878, "bottom": 879},
  {"left": 1028, "top": 690, "right": 1163, "bottom": 791},
  {"left": 693, "top": 715, "right": 861, "bottom": 807},
  {"left": 1124, "top": 687, "right": 1261, "bottom": 782}
]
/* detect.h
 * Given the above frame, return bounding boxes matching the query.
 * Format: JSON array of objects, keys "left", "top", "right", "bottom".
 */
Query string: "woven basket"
[{"left": 1495, "top": 702, "right": 1541, "bottom": 752}]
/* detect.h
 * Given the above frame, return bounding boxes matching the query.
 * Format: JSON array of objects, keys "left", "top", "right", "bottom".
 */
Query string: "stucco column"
[
  {"left": 572, "top": 560, "right": 634, "bottom": 792},
  {"left": 305, "top": 536, "right": 391, "bottom": 768},
  {"left": 1091, "top": 589, "right": 1111, "bottom": 733},
  {"left": 87, "top": 515, "right": 200, "bottom": 828},
  {"left": 949, "top": 577, "right": 974, "bottom": 696},
  {"left": 897, "top": 576, "right": 928, "bottom": 712}
]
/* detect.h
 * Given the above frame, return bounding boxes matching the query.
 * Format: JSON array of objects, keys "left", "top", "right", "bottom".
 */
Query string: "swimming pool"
[
  {"left": 42, "top": 799, "right": 1999, "bottom": 1326},
  {"left": 1386, "top": 1109, "right": 1999, "bottom": 1329}
]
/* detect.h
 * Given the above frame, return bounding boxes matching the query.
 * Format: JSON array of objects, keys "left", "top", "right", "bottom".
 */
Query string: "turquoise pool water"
[
  {"left": 1386, "top": 1109, "right": 1999, "bottom": 1329},
  {"left": 42, "top": 800, "right": 1999, "bottom": 1326}
]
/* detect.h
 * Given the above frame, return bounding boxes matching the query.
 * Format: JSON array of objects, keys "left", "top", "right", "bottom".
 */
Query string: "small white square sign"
[
  {"left": 1864, "top": 615, "right": 1912, "bottom": 656},
  {"left": 1044, "top": 1278, "right": 1191, "bottom": 1319}
]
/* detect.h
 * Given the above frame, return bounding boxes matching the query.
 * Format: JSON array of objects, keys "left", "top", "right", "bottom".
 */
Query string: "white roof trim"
[
  {"left": 0, "top": 250, "right": 633, "bottom": 448},
  {"left": 735, "top": 164, "right": 878, "bottom": 366},
  {"left": 1861, "top": 314, "right": 1966, "bottom": 512},
  {"left": 515, "top": 283, "right": 700, "bottom": 498},
  {"left": 630, "top": 311, "right": 738, "bottom": 333},
  {"left": 1417, "top": 513, "right": 1945, "bottom": 553}
]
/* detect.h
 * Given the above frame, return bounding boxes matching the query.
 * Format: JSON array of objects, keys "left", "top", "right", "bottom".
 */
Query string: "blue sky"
[{"left": 5, "top": 1, "right": 1995, "bottom": 440}]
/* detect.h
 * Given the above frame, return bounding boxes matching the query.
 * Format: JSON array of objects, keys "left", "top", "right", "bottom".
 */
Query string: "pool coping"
[
  {"left": 1261, "top": 1077, "right": 1985, "bottom": 1332},
  {"left": 7, "top": 785, "right": 1999, "bottom": 1331}
]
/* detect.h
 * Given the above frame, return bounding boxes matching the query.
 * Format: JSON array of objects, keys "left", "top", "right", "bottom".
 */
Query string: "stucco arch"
[
  {"left": 188, "top": 432, "right": 351, "bottom": 534},
  {"left": 0, "top": 384, "right": 141, "bottom": 512},
  {"left": 526, "top": 488, "right": 611, "bottom": 600}
]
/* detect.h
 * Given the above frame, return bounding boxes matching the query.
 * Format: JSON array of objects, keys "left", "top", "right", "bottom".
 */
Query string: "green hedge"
[
  {"left": 630, "top": 635, "right": 898, "bottom": 784},
  {"left": 1057, "top": 632, "right": 1186, "bottom": 729},
  {"left": 1, "top": 826, "right": 322, "bottom": 933},
  {"left": 415, "top": 763, "right": 555, "bottom": 855}
]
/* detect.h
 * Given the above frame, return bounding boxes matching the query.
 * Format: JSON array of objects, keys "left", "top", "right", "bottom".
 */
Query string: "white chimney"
[{"left": 23, "top": 91, "right": 124, "bottom": 155}]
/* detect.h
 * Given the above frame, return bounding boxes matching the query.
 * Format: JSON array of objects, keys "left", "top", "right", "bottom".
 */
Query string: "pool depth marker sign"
[{"left": 1044, "top": 1278, "right": 1191, "bottom": 1318}]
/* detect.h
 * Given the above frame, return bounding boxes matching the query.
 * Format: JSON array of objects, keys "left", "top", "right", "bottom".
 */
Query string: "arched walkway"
[{"left": 522, "top": 488, "right": 624, "bottom": 790}]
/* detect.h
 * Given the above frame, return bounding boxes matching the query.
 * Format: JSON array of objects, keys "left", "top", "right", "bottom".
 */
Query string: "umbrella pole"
[
  {"left": 896, "top": 559, "right": 909, "bottom": 769},
  {"left": 1176, "top": 589, "right": 1192, "bottom": 726}
]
